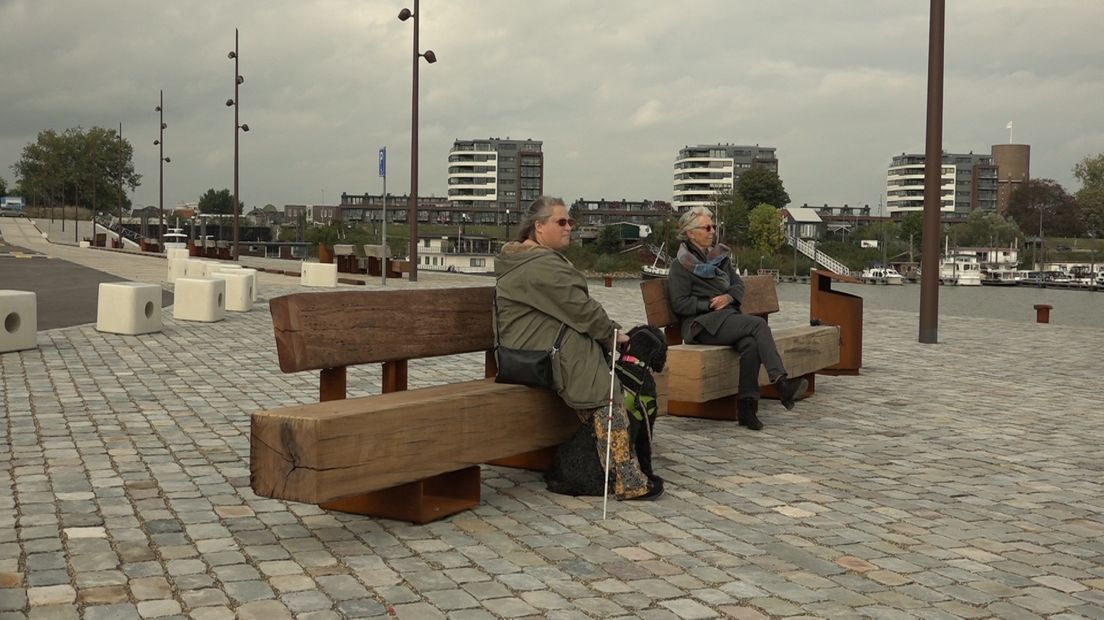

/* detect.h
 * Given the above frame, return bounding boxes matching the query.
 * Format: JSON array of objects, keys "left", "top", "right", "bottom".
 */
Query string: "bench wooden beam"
[{"left": 250, "top": 379, "right": 578, "bottom": 508}]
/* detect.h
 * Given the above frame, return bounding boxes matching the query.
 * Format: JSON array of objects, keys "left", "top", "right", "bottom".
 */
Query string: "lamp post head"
[
  {"left": 398, "top": 7, "right": 412, "bottom": 21},
  {"left": 161, "top": 122, "right": 168, "bottom": 129},
  {"left": 228, "top": 51, "right": 237, "bottom": 59},
  {"left": 163, "top": 157, "right": 171, "bottom": 163},
  {"left": 154, "top": 105, "right": 162, "bottom": 112},
  {"left": 153, "top": 140, "right": 160, "bottom": 146},
  {"left": 422, "top": 50, "right": 437, "bottom": 63},
  {"left": 240, "top": 124, "right": 250, "bottom": 132},
  {"left": 237, "top": 75, "right": 244, "bottom": 85},
  {"left": 226, "top": 99, "right": 235, "bottom": 107}
]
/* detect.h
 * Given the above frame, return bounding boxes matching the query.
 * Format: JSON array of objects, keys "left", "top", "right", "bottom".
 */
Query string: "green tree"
[
  {"left": 1007, "top": 179, "right": 1083, "bottom": 238},
  {"left": 947, "top": 210, "right": 1022, "bottom": 247},
  {"left": 1074, "top": 154, "right": 1104, "bottom": 238},
  {"left": 0, "top": 175, "right": 7, "bottom": 196},
  {"left": 736, "top": 168, "right": 790, "bottom": 209},
  {"left": 198, "top": 188, "right": 240, "bottom": 215},
  {"left": 596, "top": 224, "right": 621, "bottom": 254},
  {"left": 711, "top": 190, "right": 748, "bottom": 247},
  {"left": 898, "top": 211, "right": 924, "bottom": 244},
  {"left": 11, "top": 126, "right": 140, "bottom": 211},
  {"left": 747, "top": 203, "right": 784, "bottom": 254}
]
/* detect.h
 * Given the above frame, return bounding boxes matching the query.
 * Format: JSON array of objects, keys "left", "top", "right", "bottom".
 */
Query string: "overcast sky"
[{"left": 2, "top": 0, "right": 1103, "bottom": 214}]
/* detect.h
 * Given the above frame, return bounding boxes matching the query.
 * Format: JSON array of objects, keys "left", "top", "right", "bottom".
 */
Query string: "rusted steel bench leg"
[
  {"left": 760, "top": 372, "right": 816, "bottom": 401},
  {"left": 668, "top": 396, "right": 739, "bottom": 421},
  {"left": 487, "top": 446, "right": 558, "bottom": 471},
  {"left": 319, "top": 466, "right": 481, "bottom": 524}
]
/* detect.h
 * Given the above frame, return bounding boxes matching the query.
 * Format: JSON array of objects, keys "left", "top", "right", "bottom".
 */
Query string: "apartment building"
[
  {"left": 447, "top": 138, "right": 543, "bottom": 224},
  {"left": 885, "top": 152, "right": 998, "bottom": 217},
  {"left": 672, "top": 144, "right": 778, "bottom": 211}
]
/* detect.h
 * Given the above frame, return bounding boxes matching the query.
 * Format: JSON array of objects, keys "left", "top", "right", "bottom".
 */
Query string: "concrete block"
[
  {"left": 0, "top": 290, "right": 38, "bottom": 353},
  {"left": 173, "top": 278, "right": 226, "bottom": 323},
  {"left": 184, "top": 259, "right": 210, "bottom": 279},
  {"left": 167, "top": 258, "right": 189, "bottom": 283},
  {"left": 79, "top": 240, "right": 91, "bottom": 248},
  {"left": 203, "top": 262, "right": 240, "bottom": 277},
  {"left": 96, "top": 282, "right": 162, "bottom": 335},
  {"left": 301, "top": 263, "right": 338, "bottom": 288},
  {"left": 166, "top": 248, "right": 190, "bottom": 261},
  {"left": 218, "top": 267, "right": 257, "bottom": 301},
  {"left": 210, "top": 272, "right": 253, "bottom": 312}
]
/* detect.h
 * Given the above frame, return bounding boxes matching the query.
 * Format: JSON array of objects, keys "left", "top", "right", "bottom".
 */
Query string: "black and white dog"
[{"left": 544, "top": 325, "right": 668, "bottom": 496}]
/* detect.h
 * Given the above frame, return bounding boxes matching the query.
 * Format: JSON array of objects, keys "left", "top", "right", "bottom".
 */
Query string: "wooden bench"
[
  {"left": 249, "top": 287, "right": 579, "bottom": 524},
  {"left": 640, "top": 276, "right": 840, "bottom": 420}
]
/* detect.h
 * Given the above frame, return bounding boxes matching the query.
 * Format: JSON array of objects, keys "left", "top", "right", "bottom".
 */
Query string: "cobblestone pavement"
[{"left": 2, "top": 221, "right": 1103, "bottom": 619}]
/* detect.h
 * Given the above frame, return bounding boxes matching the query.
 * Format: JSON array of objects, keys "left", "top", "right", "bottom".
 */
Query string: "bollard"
[
  {"left": 1033, "top": 303, "right": 1053, "bottom": 324},
  {"left": 604, "top": 275, "right": 613, "bottom": 288}
]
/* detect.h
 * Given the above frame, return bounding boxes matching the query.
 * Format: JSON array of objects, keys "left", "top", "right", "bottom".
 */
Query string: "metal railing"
[{"left": 785, "top": 228, "right": 852, "bottom": 276}]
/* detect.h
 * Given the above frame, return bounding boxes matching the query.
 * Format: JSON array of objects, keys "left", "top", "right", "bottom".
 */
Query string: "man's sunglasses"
[
  {"left": 552, "top": 218, "right": 576, "bottom": 227},
  {"left": 694, "top": 224, "right": 716, "bottom": 232}
]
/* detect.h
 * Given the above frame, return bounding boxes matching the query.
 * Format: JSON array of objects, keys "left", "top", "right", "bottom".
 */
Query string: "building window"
[{"left": 470, "top": 258, "right": 485, "bottom": 267}]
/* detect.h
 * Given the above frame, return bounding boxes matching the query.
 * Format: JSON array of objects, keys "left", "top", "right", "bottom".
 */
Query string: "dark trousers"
[{"left": 692, "top": 314, "right": 785, "bottom": 400}]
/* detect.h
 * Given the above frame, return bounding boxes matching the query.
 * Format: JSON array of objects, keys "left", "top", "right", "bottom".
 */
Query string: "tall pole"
[
  {"left": 233, "top": 27, "right": 241, "bottom": 260},
  {"left": 408, "top": 0, "right": 421, "bottom": 281},
  {"left": 918, "top": 0, "right": 945, "bottom": 344},
  {"left": 1038, "top": 206, "right": 1044, "bottom": 270},
  {"left": 380, "top": 147, "right": 388, "bottom": 286},
  {"left": 158, "top": 90, "right": 165, "bottom": 251},
  {"left": 118, "top": 122, "right": 124, "bottom": 246}
]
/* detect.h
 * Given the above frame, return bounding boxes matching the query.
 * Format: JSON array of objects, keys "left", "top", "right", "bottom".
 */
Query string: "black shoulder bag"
[{"left": 493, "top": 295, "right": 567, "bottom": 389}]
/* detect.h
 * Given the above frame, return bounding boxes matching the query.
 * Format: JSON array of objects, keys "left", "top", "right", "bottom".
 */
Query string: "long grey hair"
[{"left": 517, "top": 196, "right": 565, "bottom": 242}]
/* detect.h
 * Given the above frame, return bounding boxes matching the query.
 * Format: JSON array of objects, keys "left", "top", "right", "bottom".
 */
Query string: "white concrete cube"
[
  {"left": 96, "top": 282, "right": 163, "bottom": 335},
  {"left": 167, "top": 258, "right": 189, "bottom": 283},
  {"left": 184, "top": 259, "right": 211, "bottom": 279},
  {"left": 0, "top": 290, "right": 37, "bottom": 353},
  {"left": 301, "top": 262, "right": 338, "bottom": 288},
  {"left": 166, "top": 248, "right": 190, "bottom": 261},
  {"left": 173, "top": 277, "right": 226, "bottom": 323},
  {"left": 79, "top": 240, "right": 91, "bottom": 248},
  {"left": 224, "top": 268, "right": 258, "bottom": 301},
  {"left": 210, "top": 272, "right": 253, "bottom": 312},
  {"left": 203, "top": 261, "right": 239, "bottom": 277}
]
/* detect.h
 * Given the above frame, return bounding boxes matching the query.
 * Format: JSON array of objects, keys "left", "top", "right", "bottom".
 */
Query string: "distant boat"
[
  {"left": 860, "top": 265, "right": 904, "bottom": 285},
  {"left": 641, "top": 241, "right": 669, "bottom": 280},
  {"left": 163, "top": 227, "right": 188, "bottom": 251},
  {"left": 980, "top": 268, "right": 1023, "bottom": 286}
]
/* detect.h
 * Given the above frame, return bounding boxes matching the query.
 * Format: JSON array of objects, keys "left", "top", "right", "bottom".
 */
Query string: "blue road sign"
[{"left": 378, "top": 148, "right": 386, "bottom": 177}]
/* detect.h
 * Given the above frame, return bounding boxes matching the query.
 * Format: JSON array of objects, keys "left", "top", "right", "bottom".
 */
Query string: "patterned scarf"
[{"left": 676, "top": 242, "right": 731, "bottom": 278}]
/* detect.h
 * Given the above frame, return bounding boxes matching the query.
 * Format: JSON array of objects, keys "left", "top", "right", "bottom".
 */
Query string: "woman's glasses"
[
  {"left": 694, "top": 224, "right": 716, "bottom": 232},
  {"left": 552, "top": 218, "right": 575, "bottom": 227}
]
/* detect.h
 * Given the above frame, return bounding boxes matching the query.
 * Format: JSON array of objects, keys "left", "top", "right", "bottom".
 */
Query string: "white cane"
[{"left": 602, "top": 329, "right": 619, "bottom": 520}]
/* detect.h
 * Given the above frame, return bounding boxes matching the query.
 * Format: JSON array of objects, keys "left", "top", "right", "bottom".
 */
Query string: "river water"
[{"left": 616, "top": 279, "right": 1104, "bottom": 329}]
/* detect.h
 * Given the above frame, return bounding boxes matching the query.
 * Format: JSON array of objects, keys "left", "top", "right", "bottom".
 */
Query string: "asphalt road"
[{"left": 0, "top": 243, "right": 173, "bottom": 330}]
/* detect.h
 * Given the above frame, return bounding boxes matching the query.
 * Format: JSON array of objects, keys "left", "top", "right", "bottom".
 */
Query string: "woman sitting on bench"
[
  {"left": 496, "top": 196, "right": 663, "bottom": 501},
  {"left": 667, "top": 206, "right": 807, "bottom": 431}
]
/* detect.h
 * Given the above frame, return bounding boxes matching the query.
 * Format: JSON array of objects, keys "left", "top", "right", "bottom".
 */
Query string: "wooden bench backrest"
[
  {"left": 640, "top": 275, "right": 779, "bottom": 334},
  {"left": 270, "top": 287, "right": 494, "bottom": 374}
]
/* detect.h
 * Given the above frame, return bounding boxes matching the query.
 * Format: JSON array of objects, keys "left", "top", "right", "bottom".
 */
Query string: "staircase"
[{"left": 785, "top": 228, "right": 852, "bottom": 276}]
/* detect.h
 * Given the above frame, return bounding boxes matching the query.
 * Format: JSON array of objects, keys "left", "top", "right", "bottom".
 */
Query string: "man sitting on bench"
[{"left": 667, "top": 206, "right": 808, "bottom": 431}]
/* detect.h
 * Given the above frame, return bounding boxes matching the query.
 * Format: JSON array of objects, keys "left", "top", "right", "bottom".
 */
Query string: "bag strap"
[{"left": 494, "top": 293, "right": 566, "bottom": 351}]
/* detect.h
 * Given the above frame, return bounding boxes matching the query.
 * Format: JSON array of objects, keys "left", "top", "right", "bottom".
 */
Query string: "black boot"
[
  {"left": 774, "top": 374, "right": 809, "bottom": 410},
  {"left": 737, "top": 398, "right": 763, "bottom": 430}
]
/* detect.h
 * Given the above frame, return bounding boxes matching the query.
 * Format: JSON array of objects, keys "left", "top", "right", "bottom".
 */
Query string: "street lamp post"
[
  {"left": 154, "top": 90, "right": 170, "bottom": 250},
  {"left": 227, "top": 28, "right": 249, "bottom": 260},
  {"left": 398, "top": 1, "right": 437, "bottom": 282},
  {"left": 505, "top": 207, "right": 511, "bottom": 243}
]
